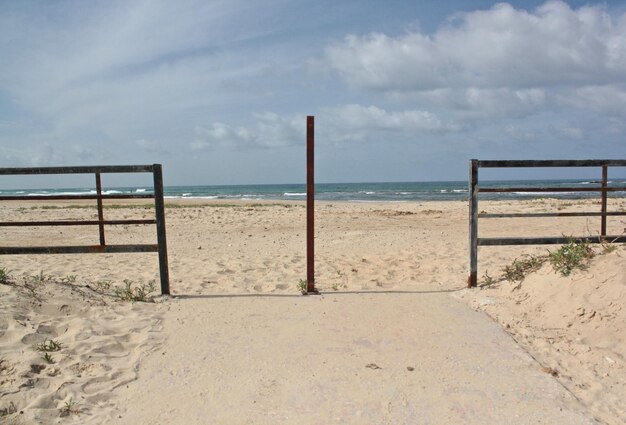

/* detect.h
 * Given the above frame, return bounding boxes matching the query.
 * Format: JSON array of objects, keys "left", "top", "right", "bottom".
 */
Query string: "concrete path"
[{"left": 113, "top": 292, "right": 597, "bottom": 424}]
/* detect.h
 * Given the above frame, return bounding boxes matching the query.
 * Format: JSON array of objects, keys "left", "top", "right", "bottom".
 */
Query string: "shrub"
[
  {"left": 0, "top": 268, "right": 10, "bottom": 285},
  {"left": 548, "top": 238, "right": 594, "bottom": 276},
  {"left": 503, "top": 255, "right": 546, "bottom": 282},
  {"left": 113, "top": 280, "right": 156, "bottom": 302}
]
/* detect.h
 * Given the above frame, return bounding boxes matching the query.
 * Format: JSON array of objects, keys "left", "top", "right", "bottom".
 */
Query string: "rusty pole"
[{"left": 306, "top": 116, "right": 316, "bottom": 293}]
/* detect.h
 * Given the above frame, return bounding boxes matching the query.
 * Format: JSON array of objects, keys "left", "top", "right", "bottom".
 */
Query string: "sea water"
[{"left": 1, "top": 179, "right": 625, "bottom": 202}]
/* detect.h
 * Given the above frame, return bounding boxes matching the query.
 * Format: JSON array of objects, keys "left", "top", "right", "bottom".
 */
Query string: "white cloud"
[
  {"left": 192, "top": 105, "right": 457, "bottom": 149},
  {"left": 135, "top": 139, "right": 169, "bottom": 154},
  {"left": 558, "top": 126, "right": 585, "bottom": 140},
  {"left": 324, "top": 104, "right": 456, "bottom": 133},
  {"left": 326, "top": 1, "right": 626, "bottom": 91},
  {"left": 505, "top": 124, "right": 537, "bottom": 141},
  {"left": 191, "top": 113, "right": 303, "bottom": 150}
]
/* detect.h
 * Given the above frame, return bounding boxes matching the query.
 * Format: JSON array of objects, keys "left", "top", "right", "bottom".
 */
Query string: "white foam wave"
[
  {"left": 284, "top": 192, "right": 306, "bottom": 196},
  {"left": 165, "top": 195, "right": 219, "bottom": 199}
]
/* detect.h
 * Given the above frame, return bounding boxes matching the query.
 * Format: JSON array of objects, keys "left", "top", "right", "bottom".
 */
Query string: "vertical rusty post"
[
  {"left": 306, "top": 116, "right": 316, "bottom": 293},
  {"left": 153, "top": 164, "right": 170, "bottom": 295},
  {"left": 95, "top": 173, "right": 106, "bottom": 246},
  {"left": 468, "top": 159, "right": 479, "bottom": 288},
  {"left": 601, "top": 165, "right": 608, "bottom": 237}
]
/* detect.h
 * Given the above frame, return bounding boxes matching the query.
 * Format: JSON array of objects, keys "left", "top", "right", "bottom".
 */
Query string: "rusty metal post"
[
  {"left": 153, "top": 164, "right": 170, "bottom": 295},
  {"left": 306, "top": 116, "right": 316, "bottom": 293},
  {"left": 601, "top": 165, "right": 608, "bottom": 237},
  {"left": 468, "top": 159, "right": 479, "bottom": 287},
  {"left": 95, "top": 173, "right": 106, "bottom": 246}
]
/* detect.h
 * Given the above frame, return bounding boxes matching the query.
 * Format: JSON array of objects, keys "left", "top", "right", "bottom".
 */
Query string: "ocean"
[{"left": 1, "top": 179, "right": 625, "bottom": 202}]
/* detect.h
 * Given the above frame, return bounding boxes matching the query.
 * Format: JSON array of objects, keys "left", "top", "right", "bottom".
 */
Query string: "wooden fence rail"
[
  {"left": 0, "top": 164, "right": 170, "bottom": 295},
  {"left": 468, "top": 159, "right": 626, "bottom": 287}
]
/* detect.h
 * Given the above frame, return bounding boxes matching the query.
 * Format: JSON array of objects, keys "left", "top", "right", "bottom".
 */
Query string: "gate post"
[
  {"left": 468, "top": 159, "right": 478, "bottom": 287},
  {"left": 306, "top": 116, "right": 316, "bottom": 293},
  {"left": 601, "top": 165, "right": 608, "bottom": 237},
  {"left": 153, "top": 164, "right": 171, "bottom": 295}
]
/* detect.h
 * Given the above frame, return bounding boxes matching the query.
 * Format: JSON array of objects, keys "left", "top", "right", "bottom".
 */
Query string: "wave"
[
  {"left": 284, "top": 192, "right": 306, "bottom": 196},
  {"left": 165, "top": 195, "right": 219, "bottom": 199}
]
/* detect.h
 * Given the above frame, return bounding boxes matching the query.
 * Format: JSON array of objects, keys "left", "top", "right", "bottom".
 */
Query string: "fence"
[
  {"left": 468, "top": 159, "right": 626, "bottom": 287},
  {"left": 0, "top": 164, "right": 170, "bottom": 295}
]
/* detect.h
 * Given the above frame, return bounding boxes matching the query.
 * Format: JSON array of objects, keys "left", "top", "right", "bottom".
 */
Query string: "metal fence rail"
[
  {"left": 468, "top": 159, "right": 626, "bottom": 288},
  {"left": 0, "top": 164, "right": 170, "bottom": 295}
]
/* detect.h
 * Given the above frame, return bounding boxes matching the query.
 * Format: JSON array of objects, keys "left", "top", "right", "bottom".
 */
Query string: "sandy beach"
[{"left": 1, "top": 198, "right": 624, "bottom": 424}]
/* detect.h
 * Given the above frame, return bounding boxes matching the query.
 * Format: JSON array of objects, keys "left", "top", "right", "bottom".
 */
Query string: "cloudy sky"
[{"left": 1, "top": 0, "right": 626, "bottom": 187}]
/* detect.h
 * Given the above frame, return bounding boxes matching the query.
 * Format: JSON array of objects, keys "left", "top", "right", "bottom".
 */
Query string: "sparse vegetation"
[
  {"left": 548, "top": 238, "right": 594, "bottom": 276},
  {"left": 29, "top": 270, "right": 53, "bottom": 285},
  {"left": 503, "top": 255, "right": 546, "bottom": 282},
  {"left": 113, "top": 279, "right": 156, "bottom": 302},
  {"left": 60, "top": 398, "right": 80, "bottom": 417},
  {"left": 482, "top": 237, "right": 622, "bottom": 286},
  {"left": 41, "top": 353, "right": 55, "bottom": 364},
  {"left": 93, "top": 280, "right": 112, "bottom": 293},
  {"left": 59, "top": 275, "right": 77, "bottom": 284},
  {"left": 35, "top": 339, "right": 62, "bottom": 353},
  {"left": 0, "top": 267, "right": 10, "bottom": 285},
  {"left": 30, "top": 202, "right": 302, "bottom": 210},
  {"left": 482, "top": 271, "right": 496, "bottom": 286},
  {"left": 297, "top": 279, "right": 307, "bottom": 294}
]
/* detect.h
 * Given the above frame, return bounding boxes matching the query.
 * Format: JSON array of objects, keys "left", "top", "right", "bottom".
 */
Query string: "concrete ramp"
[{"left": 114, "top": 292, "right": 596, "bottom": 424}]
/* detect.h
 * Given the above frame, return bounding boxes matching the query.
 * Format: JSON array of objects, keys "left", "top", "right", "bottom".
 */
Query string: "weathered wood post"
[
  {"left": 95, "top": 172, "right": 106, "bottom": 246},
  {"left": 601, "top": 165, "right": 608, "bottom": 237},
  {"left": 153, "top": 164, "right": 170, "bottom": 295},
  {"left": 306, "top": 116, "right": 316, "bottom": 293},
  {"left": 468, "top": 159, "right": 479, "bottom": 288}
]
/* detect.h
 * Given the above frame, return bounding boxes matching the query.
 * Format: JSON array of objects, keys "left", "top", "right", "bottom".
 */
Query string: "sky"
[{"left": 1, "top": 0, "right": 626, "bottom": 188}]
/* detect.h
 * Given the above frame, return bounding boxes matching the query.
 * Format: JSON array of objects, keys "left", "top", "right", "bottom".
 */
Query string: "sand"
[{"left": 0, "top": 197, "right": 624, "bottom": 423}]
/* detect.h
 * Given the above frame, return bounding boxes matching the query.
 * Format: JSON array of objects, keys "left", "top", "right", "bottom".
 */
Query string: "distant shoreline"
[{"left": 1, "top": 178, "right": 625, "bottom": 202}]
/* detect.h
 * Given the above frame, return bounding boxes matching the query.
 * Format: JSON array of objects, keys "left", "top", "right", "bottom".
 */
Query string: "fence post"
[
  {"left": 95, "top": 173, "right": 106, "bottom": 246},
  {"left": 306, "top": 116, "right": 316, "bottom": 293},
  {"left": 601, "top": 165, "right": 608, "bottom": 237},
  {"left": 153, "top": 164, "right": 170, "bottom": 295},
  {"left": 468, "top": 159, "right": 479, "bottom": 287}
]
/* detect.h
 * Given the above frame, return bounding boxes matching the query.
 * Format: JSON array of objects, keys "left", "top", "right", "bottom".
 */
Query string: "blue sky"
[{"left": 1, "top": 0, "right": 626, "bottom": 187}]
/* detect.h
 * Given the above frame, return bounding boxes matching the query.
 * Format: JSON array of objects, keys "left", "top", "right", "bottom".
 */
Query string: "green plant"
[
  {"left": 35, "top": 339, "right": 62, "bottom": 353},
  {"left": 41, "top": 353, "right": 55, "bottom": 364},
  {"left": 548, "top": 238, "right": 594, "bottom": 276},
  {"left": 482, "top": 271, "right": 497, "bottom": 286},
  {"left": 59, "top": 275, "right": 77, "bottom": 284},
  {"left": 113, "top": 280, "right": 156, "bottom": 302},
  {"left": 297, "top": 279, "right": 307, "bottom": 294},
  {"left": 0, "top": 267, "right": 10, "bottom": 285},
  {"left": 93, "top": 280, "right": 112, "bottom": 293},
  {"left": 503, "top": 255, "right": 546, "bottom": 282},
  {"left": 29, "top": 270, "right": 53, "bottom": 284},
  {"left": 60, "top": 398, "right": 80, "bottom": 417}
]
